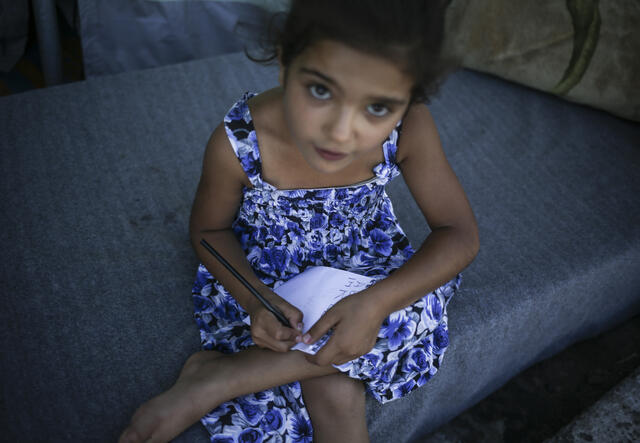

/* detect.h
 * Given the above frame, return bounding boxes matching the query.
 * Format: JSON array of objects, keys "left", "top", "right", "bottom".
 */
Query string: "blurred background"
[
  {"left": 0, "top": 0, "right": 288, "bottom": 95},
  {"left": 3, "top": 0, "right": 638, "bottom": 122},
  {"left": 1, "top": 1, "right": 638, "bottom": 441}
]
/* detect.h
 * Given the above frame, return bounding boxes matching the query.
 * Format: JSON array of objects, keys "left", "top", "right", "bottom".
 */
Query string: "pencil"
[{"left": 199, "top": 238, "right": 292, "bottom": 328}]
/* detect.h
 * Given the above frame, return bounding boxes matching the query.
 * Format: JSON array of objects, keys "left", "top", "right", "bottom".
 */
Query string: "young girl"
[{"left": 120, "top": 1, "right": 478, "bottom": 441}]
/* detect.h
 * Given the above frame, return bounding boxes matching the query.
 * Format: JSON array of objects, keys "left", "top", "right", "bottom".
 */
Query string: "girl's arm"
[
  {"left": 190, "top": 123, "right": 303, "bottom": 352},
  {"left": 366, "top": 103, "right": 479, "bottom": 312},
  {"left": 304, "top": 104, "right": 479, "bottom": 366}
]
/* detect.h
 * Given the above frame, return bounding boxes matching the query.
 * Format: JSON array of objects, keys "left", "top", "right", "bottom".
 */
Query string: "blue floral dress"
[{"left": 192, "top": 93, "right": 460, "bottom": 442}]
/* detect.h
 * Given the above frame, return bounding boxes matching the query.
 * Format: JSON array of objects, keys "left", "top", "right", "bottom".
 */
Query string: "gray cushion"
[{"left": 1, "top": 52, "right": 638, "bottom": 442}]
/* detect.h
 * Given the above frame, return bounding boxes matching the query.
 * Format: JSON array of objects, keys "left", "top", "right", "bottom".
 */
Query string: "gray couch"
[{"left": 2, "top": 52, "right": 639, "bottom": 442}]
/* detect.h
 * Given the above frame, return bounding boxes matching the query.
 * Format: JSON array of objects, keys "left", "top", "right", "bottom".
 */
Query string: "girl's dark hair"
[{"left": 249, "top": 0, "right": 454, "bottom": 103}]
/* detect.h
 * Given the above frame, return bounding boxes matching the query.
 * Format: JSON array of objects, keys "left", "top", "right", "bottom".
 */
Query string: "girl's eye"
[
  {"left": 309, "top": 84, "right": 331, "bottom": 100},
  {"left": 367, "top": 103, "right": 390, "bottom": 117}
]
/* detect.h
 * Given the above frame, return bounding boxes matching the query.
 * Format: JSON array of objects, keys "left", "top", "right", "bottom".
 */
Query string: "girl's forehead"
[{"left": 292, "top": 39, "right": 414, "bottom": 100}]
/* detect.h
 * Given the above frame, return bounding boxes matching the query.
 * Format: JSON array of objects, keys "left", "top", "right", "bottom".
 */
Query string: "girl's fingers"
[
  {"left": 250, "top": 291, "right": 305, "bottom": 352},
  {"left": 302, "top": 317, "right": 339, "bottom": 365},
  {"left": 253, "top": 326, "right": 296, "bottom": 352},
  {"left": 302, "top": 310, "right": 336, "bottom": 346},
  {"left": 262, "top": 290, "right": 304, "bottom": 333},
  {"left": 305, "top": 340, "right": 337, "bottom": 366},
  {"left": 252, "top": 310, "right": 300, "bottom": 352},
  {"left": 271, "top": 323, "right": 299, "bottom": 342},
  {"left": 306, "top": 338, "right": 359, "bottom": 367},
  {"left": 257, "top": 336, "right": 294, "bottom": 353},
  {"left": 276, "top": 302, "right": 304, "bottom": 332}
]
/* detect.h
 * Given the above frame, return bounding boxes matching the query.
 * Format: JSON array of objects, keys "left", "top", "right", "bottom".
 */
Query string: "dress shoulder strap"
[
  {"left": 222, "top": 92, "right": 263, "bottom": 187},
  {"left": 383, "top": 120, "right": 403, "bottom": 164},
  {"left": 374, "top": 121, "right": 403, "bottom": 183}
]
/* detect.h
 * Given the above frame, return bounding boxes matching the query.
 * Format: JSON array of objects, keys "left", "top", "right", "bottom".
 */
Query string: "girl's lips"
[{"left": 315, "top": 146, "right": 347, "bottom": 161}]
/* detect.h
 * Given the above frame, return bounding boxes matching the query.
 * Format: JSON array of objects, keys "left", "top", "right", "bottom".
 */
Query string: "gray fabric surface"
[{"left": 1, "top": 52, "right": 639, "bottom": 442}]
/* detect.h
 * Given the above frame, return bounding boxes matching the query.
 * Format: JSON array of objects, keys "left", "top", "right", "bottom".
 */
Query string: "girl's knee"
[
  {"left": 302, "top": 374, "right": 368, "bottom": 441},
  {"left": 302, "top": 373, "right": 365, "bottom": 412}
]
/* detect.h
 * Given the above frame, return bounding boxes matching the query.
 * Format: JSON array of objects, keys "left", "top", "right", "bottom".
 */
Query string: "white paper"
[{"left": 244, "top": 266, "right": 376, "bottom": 354}]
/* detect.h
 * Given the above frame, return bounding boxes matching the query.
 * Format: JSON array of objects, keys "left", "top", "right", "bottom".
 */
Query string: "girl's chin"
[
  {"left": 298, "top": 151, "right": 349, "bottom": 175},
  {"left": 308, "top": 158, "right": 351, "bottom": 175}
]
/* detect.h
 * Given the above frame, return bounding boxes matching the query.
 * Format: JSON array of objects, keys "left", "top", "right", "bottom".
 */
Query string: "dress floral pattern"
[{"left": 192, "top": 93, "right": 460, "bottom": 442}]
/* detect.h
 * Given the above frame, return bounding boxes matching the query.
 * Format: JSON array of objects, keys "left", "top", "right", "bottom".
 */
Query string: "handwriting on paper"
[{"left": 243, "top": 266, "right": 377, "bottom": 355}]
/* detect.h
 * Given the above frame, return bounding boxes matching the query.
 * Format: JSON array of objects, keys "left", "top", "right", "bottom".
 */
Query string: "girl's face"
[{"left": 279, "top": 39, "right": 414, "bottom": 175}]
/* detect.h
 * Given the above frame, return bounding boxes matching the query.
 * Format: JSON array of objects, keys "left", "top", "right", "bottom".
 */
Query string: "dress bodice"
[{"left": 223, "top": 93, "right": 413, "bottom": 285}]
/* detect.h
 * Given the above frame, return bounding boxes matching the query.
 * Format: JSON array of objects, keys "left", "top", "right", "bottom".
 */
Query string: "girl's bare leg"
[
  {"left": 119, "top": 348, "right": 338, "bottom": 443},
  {"left": 301, "top": 374, "right": 369, "bottom": 443}
]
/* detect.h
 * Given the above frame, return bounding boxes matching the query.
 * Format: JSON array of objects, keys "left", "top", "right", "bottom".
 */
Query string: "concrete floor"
[
  {"left": 550, "top": 366, "right": 640, "bottom": 442},
  {"left": 422, "top": 315, "right": 640, "bottom": 442}
]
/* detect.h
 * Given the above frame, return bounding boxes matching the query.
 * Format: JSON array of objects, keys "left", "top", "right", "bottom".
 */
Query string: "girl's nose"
[{"left": 326, "top": 108, "right": 356, "bottom": 143}]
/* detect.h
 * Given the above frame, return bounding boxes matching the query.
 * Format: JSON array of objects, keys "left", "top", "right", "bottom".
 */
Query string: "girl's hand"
[
  {"left": 249, "top": 291, "right": 304, "bottom": 353},
  {"left": 303, "top": 292, "right": 384, "bottom": 366}
]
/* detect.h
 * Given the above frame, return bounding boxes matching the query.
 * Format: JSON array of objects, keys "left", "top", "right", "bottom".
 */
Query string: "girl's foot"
[
  {"left": 118, "top": 351, "right": 224, "bottom": 443},
  {"left": 119, "top": 347, "right": 337, "bottom": 442}
]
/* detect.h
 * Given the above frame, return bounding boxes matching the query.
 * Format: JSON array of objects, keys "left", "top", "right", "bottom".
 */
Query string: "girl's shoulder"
[
  {"left": 396, "top": 103, "right": 440, "bottom": 164},
  {"left": 245, "top": 88, "right": 286, "bottom": 140}
]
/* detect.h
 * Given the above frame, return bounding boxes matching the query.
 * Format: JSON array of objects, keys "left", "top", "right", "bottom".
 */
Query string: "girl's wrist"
[
  {"left": 359, "top": 287, "right": 392, "bottom": 324},
  {"left": 237, "top": 283, "right": 272, "bottom": 317},
  {"left": 363, "top": 276, "right": 417, "bottom": 321}
]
